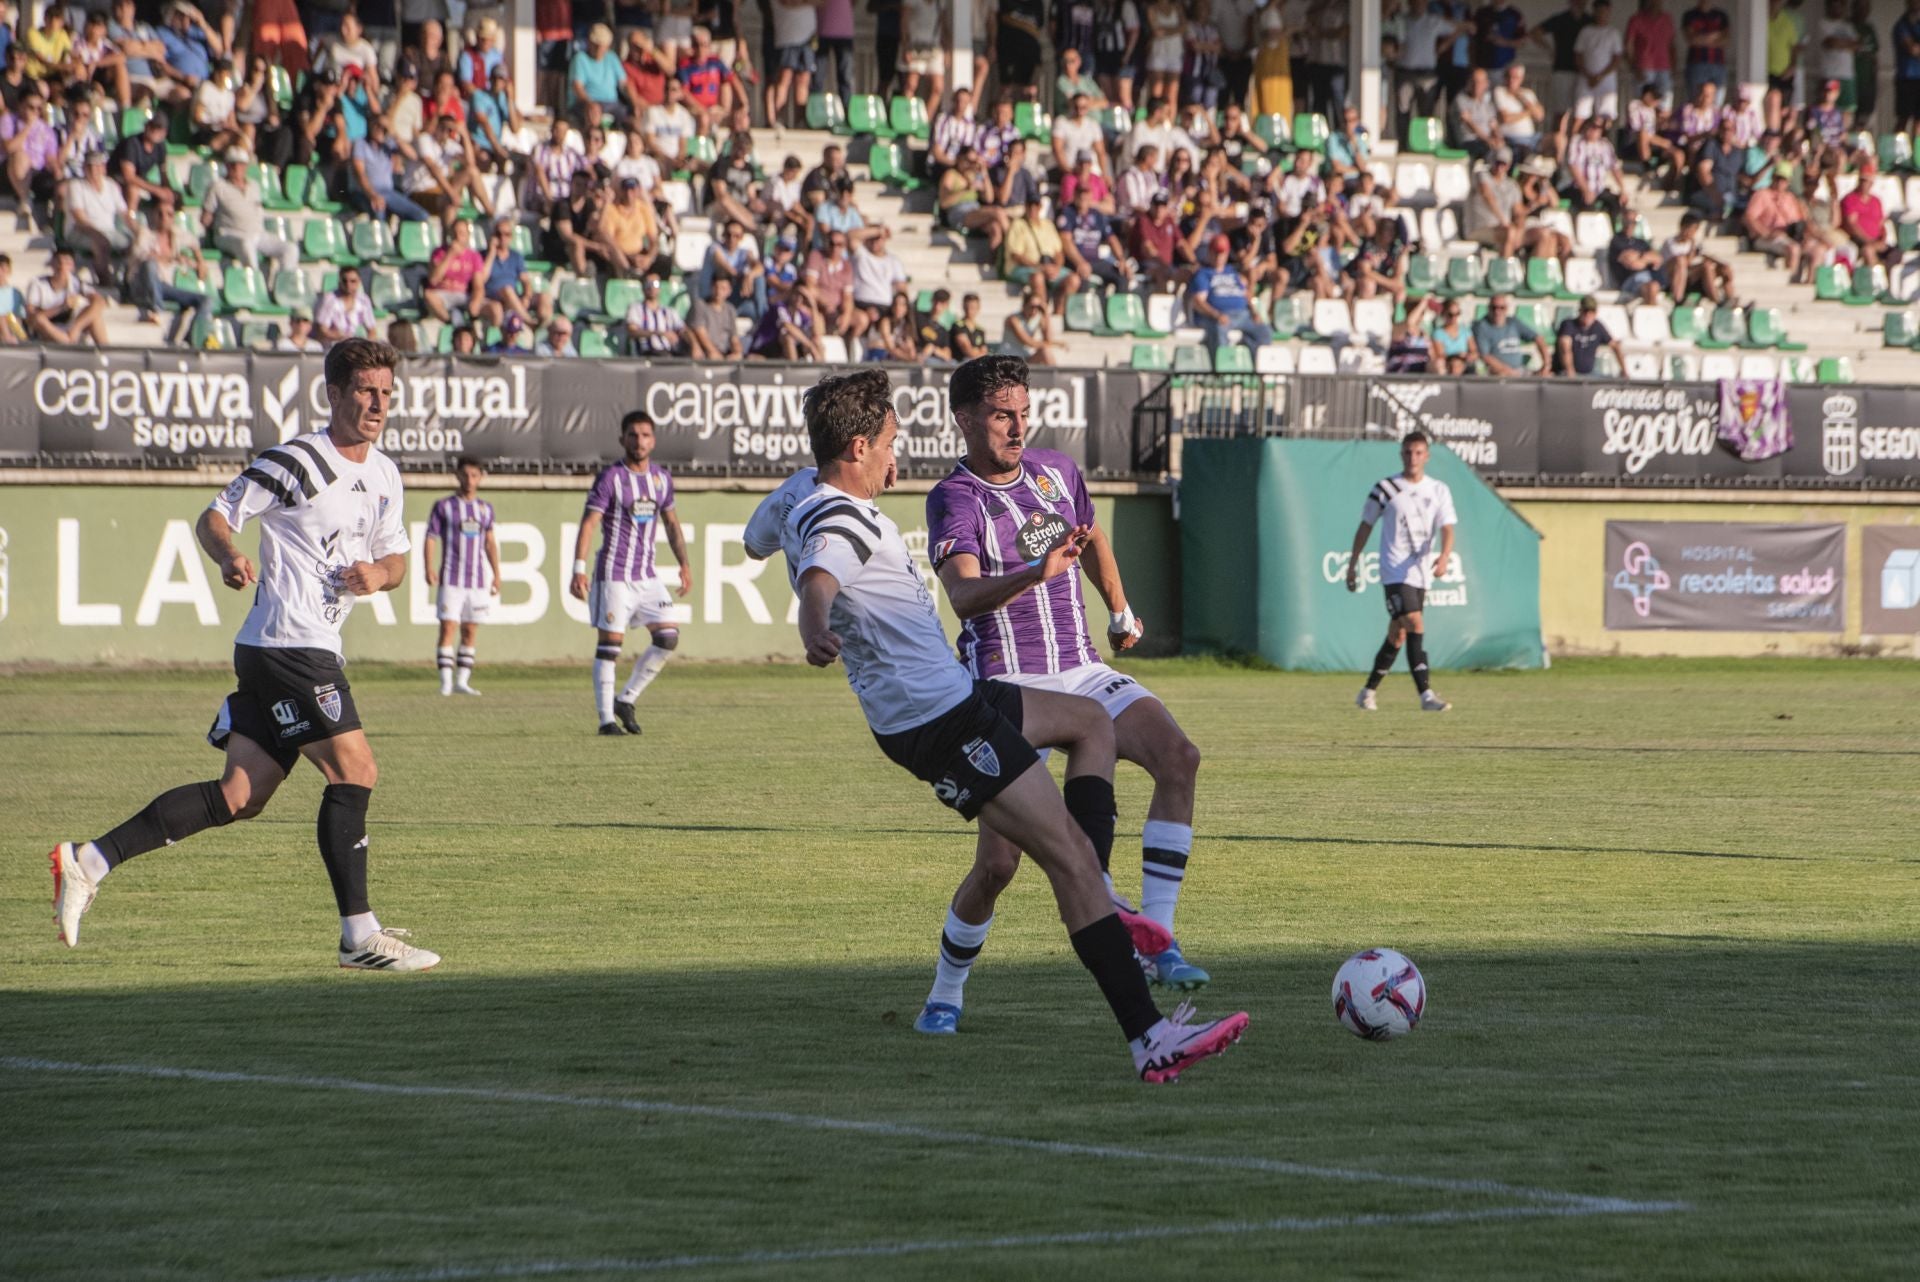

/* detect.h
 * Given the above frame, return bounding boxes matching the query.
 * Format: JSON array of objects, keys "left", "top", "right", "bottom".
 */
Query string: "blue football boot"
[
  {"left": 912, "top": 1001, "right": 961, "bottom": 1035},
  {"left": 1144, "top": 943, "right": 1211, "bottom": 991}
]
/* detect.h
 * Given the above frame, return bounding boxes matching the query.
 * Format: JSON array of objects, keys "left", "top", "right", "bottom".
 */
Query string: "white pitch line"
[
  {"left": 256, "top": 1203, "right": 1688, "bottom": 1282},
  {"left": 0, "top": 1056, "right": 1684, "bottom": 1214}
]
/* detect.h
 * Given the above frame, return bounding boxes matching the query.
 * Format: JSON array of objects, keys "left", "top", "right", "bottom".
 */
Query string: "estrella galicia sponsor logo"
[
  {"left": 1016, "top": 511, "right": 1070, "bottom": 565},
  {"left": 962, "top": 737, "right": 1001, "bottom": 778},
  {"left": 315, "top": 684, "right": 343, "bottom": 723},
  {"left": 1612, "top": 540, "right": 1671, "bottom": 618},
  {"left": 1821, "top": 393, "right": 1859, "bottom": 476}
]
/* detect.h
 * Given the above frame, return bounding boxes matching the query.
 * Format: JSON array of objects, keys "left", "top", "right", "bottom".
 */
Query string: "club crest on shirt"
[
  {"left": 314, "top": 684, "right": 343, "bottom": 722},
  {"left": 962, "top": 736, "right": 1001, "bottom": 778},
  {"left": 1030, "top": 471, "right": 1064, "bottom": 503}
]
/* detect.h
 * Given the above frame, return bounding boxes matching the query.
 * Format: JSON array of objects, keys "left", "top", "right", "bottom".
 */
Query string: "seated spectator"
[
  {"left": 489, "top": 313, "right": 530, "bottom": 354},
  {"left": 76, "top": 13, "right": 130, "bottom": 111},
  {"left": 1052, "top": 93, "right": 1109, "bottom": 177},
  {"left": 1464, "top": 147, "right": 1528, "bottom": 256},
  {"left": 471, "top": 64, "right": 535, "bottom": 164},
  {"left": 804, "top": 228, "right": 863, "bottom": 338},
  {"left": 645, "top": 79, "right": 700, "bottom": 172},
  {"left": 767, "top": 153, "right": 808, "bottom": 237},
  {"left": 190, "top": 57, "right": 241, "bottom": 152},
  {"left": 916, "top": 288, "right": 956, "bottom": 363},
  {"left": 1453, "top": 66, "right": 1499, "bottom": 162},
  {"left": 977, "top": 97, "right": 1023, "bottom": 178},
  {"left": 128, "top": 194, "right": 211, "bottom": 345},
  {"left": 1057, "top": 183, "right": 1131, "bottom": 292},
  {"left": 479, "top": 219, "right": 552, "bottom": 329},
  {"left": 625, "top": 275, "right": 688, "bottom": 353},
  {"left": 423, "top": 69, "right": 468, "bottom": 127},
  {"left": 1493, "top": 65, "right": 1545, "bottom": 159},
  {"left": 1387, "top": 296, "right": 1437, "bottom": 373},
  {"left": 156, "top": 2, "right": 220, "bottom": 93},
  {"left": 572, "top": 23, "right": 635, "bottom": 123},
  {"left": 1743, "top": 166, "right": 1808, "bottom": 279},
  {"left": 995, "top": 137, "right": 1045, "bottom": 209},
  {"left": 1187, "top": 234, "right": 1272, "bottom": 352},
  {"left": 1327, "top": 104, "right": 1374, "bottom": 180},
  {"left": 765, "top": 233, "right": 803, "bottom": 304},
  {"left": 815, "top": 175, "right": 866, "bottom": 249},
  {"left": 554, "top": 177, "right": 623, "bottom": 277},
  {"left": 276, "top": 305, "right": 321, "bottom": 352},
  {"left": 2, "top": 89, "right": 61, "bottom": 227},
  {"left": 1277, "top": 193, "right": 1343, "bottom": 300},
  {"left": 1216, "top": 106, "right": 1268, "bottom": 172},
  {"left": 1689, "top": 113, "right": 1743, "bottom": 221},
  {"left": 1553, "top": 294, "right": 1626, "bottom": 376},
  {"left": 1122, "top": 95, "right": 1198, "bottom": 174},
  {"left": 1839, "top": 159, "right": 1899, "bottom": 267},
  {"left": 524, "top": 115, "right": 588, "bottom": 216},
  {"left": 1725, "top": 85, "right": 1764, "bottom": 145},
  {"left": 1345, "top": 216, "right": 1409, "bottom": 303},
  {"left": 1005, "top": 194, "right": 1086, "bottom": 316},
  {"left": 678, "top": 25, "right": 741, "bottom": 131},
  {"left": 1271, "top": 149, "right": 1328, "bottom": 230},
  {"left": 201, "top": 148, "right": 299, "bottom": 278},
  {"left": 686, "top": 273, "right": 743, "bottom": 359},
  {"left": 698, "top": 217, "right": 765, "bottom": 316},
  {"left": 1677, "top": 77, "right": 1721, "bottom": 155},
  {"left": 1116, "top": 144, "right": 1160, "bottom": 218},
  {"left": 1471, "top": 293, "right": 1547, "bottom": 375},
  {"left": 0, "top": 253, "right": 26, "bottom": 343},
  {"left": 449, "top": 323, "right": 480, "bottom": 354},
  {"left": 850, "top": 224, "right": 910, "bottom": 322},
  {"left": 318, "top": 11, "right": 378, "bottom": 81},
  {"left": 999, "top": 284, "right": 1067, "bottom": 365},
  {"left": 65, "top": 149, "right": 133, "bottom": 282},
  {"left": 350, "top": 114, "right": 431, "bottom": 223},
  {"left": 535, "top": 317, "right": 578, "bottom": 357},
  {"left": 387, "top": 319, "right": 421, "bottom": 354},
  {"left": 1626, "top": 82, "right": 1685, "bottom": 183},
  {"left": 1130, "top": 189, "right": 1196, "bottom": 289},
  {"left": 422, "top": 216, "right": 485, "bottom": 324},
  {"left": 705, "top": 131, "right": 765, "bottom": 228},
  {"left": 1342, "top": 169, "right": 1388, "bottom": 240},
  {"left": 801, "top": 145, "right": 849, "bottom": 219},
  {"left": 108, "top": 0, "right": 181, "bottom": 107},
  {"left": 1060, "top": 151, "right": 1115, "bottom": 213},
  {"left": 22, "top": 6, "right": 76, "bottom": 89},
  {"left": 949, "top": 292, "right": 990, "bottom": 360},
  {"left": 1806, "top": 77, "right": 1846, "bottom": 147},
  {"left": 314, "top": 265, "right": 376, "bottom": 344},
  {"left": 404, "top": 113, "right": 494, "bottom": 229},
  {"left": 1055, "top": 46, "right": 1107, "bottom": 113},
  {"left": 599, "top": 174, "right": 663, "bottom": 278},
  {"left": 937, "top": 147, "right": 1009, "bottom": 253},
  {"left": 1565, "top": 113, "right": 1625, "bottom": 212},
  {"left": 746, "top": 289, "right": 822, "bottom": 360},
  {"left": 458, "top": 18, "right": 507, "bottom": 95},
  {"left": 932, "top": 87, "right": 981, "bottom": 180},
  {"left": 866, "top": 292, "right": 920, "bottom": 362},
  {"left": 1663, "top": 209, "right": 1736, "bottom": 301},
  {"left": 1430, "top": 298, "right": 1480, "bottom": 374},
  {"left": 1609, "top": 215, "right": 1666, "bottom": 303}
]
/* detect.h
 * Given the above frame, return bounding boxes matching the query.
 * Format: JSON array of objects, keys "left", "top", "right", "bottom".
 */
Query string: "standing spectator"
[
  {"left": 1816, "top": 0, "right": 1860, "bottom": 117},
  {"left": 422, "top": 215, "right": 485, "bottom": 324},
  {"left": 350, "top": 114, "right": 432, "bottom": 222},
  {"left": 1182, "top": 0, "right": 1224, "bottom": 111},
  {"left": 1743, "top": 166, "right": 1809, "bottom": 279},
  {"left": 1187, "top": 234, "right": 1271, "bottom": 353},
  {"left": 533, "top": 0, "right": 574, "bottom": 109},
  {"left": 900, "top": 0, "right": 947, "bottom": 105},
  {"left": 1453, "top": 65, "right": 1499, "bottom": 158},
  {"left": 1663, "top": 208, "right": 1736, "bottom": 300},
  {"left": 1682, "top": 0, "right": 1731, "bottom": 98},
  {"left": 767, "top": 0, "right": 819, "bottom": 129},
  {"left": 1566, "top": 112, "right": 1625, "bottom": 211},
  {"left": 129, "top": 192, "right": 213, "bottom": 344},
  {"left": 156, "top": 2, "right": 221, "bottom": 92},
  {"left": 1214, "top": 0, "right": 1257, "bottom": 108},
  {"left": 1537, "top": 0, "right": 1593, "bottom": 122},
  {"left": 1254, "top": 0, "right": 1295, "bottom": 121},
  {"left": 1609, "top": 213, "right": 1666, "bottom": 302},
  {"left": 949, "top": 291, "right": 990, "bottom": 359},
  {"left": 625, "top": 275, "right": 690, "bottom": 354},
  {"left": 871, "top": 0, "right": 904, "bottom": 100},
  {"left": 1553, "top": 295, "right": 1626, "bottom": 375},
  {"left": 1471, "top": 293, "right": 1547, "bottom": 374},
  {"left": 1142, "top": 0, "right": 1185, "bottom": 106},
  {"left": 572, "top": 23, "right": 636, "bottom": 122},
  {"left": 816, "top": 0, "right": 855, "bottom": 103},
  {"left": 1852, "top": 0, "right": 1879, "bottom": 125},
  {"left": 65, "top": 150, "right": 132, "bottom": 282},
  {"left": 1004, "top": 194, "right": 1084, "bottom": 315},
  {"left": 1437, "top": 0, "right": 1475, "bottom": 109},
  {"left": 1839, "top": 158, "right": 1898, "bottom": 266},
  {"left": 1764, "top": 0, "right": 1799, "bottom": 131},
  {"left": 1574, "top": 0, "right": 1625, "bottom": 120},
  {"left": 1626, "top": 0, "right": 1678, "bottom": 104},
  {"left": 202, "top": 148, "right": 299, "bottom": 278},
  {"left": 313, "top": 265, "right": 376, "bottom": 344},
  {"left": 686, "top": 273, "right": 743, "bottom": 358},
  {"left": 1493, "top": 63, "right": 1546, "bottom": 157},
  {"left": 1478, "top": 0, "right": 1529, "bottom": 76},
  {"left": 931, "top": 86, "right": 980, "bottom": 180},
  {"left": 1896, "top": 0, "right": 1920, "bottom": 133},
  {"left": 679, "top": 25, "right": 744, "bottom": 130},
  {"left": 998, "top": 0, "right": 1050, "bottom": 96}
]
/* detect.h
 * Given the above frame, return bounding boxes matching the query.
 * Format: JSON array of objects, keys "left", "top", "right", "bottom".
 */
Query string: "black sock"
[
  {"left": 317, "top": 783, "right": 373, "bottom": 917},
  {"left": 1406, "top": 632, "right": 1431, "bottom": 694},
  {"left": 1367, "top": 640, "right": 1401, "bottom": 691},
  {"left": 95, "top": 781, "right": 233, "bottom": 869},
  {"left": 1068, "top": 912, "right": 1162, "bottom": 1042},
  {"left": 1062, "top": 775, "right": 1117, "bottom": 875}
]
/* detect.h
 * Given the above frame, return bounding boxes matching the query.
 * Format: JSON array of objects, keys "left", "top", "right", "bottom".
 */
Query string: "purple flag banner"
[{"left": 1717, "top": 379, "right": 1793, "bottom": 461}]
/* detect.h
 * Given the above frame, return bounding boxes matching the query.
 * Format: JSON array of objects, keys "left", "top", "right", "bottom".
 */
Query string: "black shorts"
[
  {"left": 207, "top": 644, "right": 363, "bottom": 774},
  {"left": 872, "top": 680, "right": 1039, "bottom": 820},
  {"left": 1384, "top": 583, "right": 1426, "bottom": 618}
]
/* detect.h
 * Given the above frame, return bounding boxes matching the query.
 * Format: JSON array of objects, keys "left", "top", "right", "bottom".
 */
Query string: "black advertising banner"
[
  {"left": 1603, "top": 521, "right": 1846, "bottom": 631},
  {"left": 32, "top": 347, "right": 260, "bottom": 459},
  {"left": 1862, "top": 525, "right": 1920, "bottom": 635},
  {"left": 0, "top": 348, "right": 38, "bottom": 455},
  {"left": 1366, "top": 377, "right": 1540, "bottom": 475}
]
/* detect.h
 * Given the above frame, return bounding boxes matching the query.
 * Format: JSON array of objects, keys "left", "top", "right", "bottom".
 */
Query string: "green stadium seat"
[
  {"left": 256, "top": 163, "right": 300, "bottom": 212},
  {"left": 268, "top": 63, "right": 294, "bottom": 110},
  {"left": 189, "top": 314, "right": 237, "bottom": 349},
  {"left": 1064, "top": 291, "right": 1122, "bottom": 336},
  {"left": 1106, "top": 292, "right": 1168, "bottom": 338},
  {"left": 1878, "top": 132, "right": 1913, "bottom": 172},
  {"left": 222, "top": 263, "right": 281, "bottom": 315},
  {"left": 306, "top": 172, "right": 345, "bottom": 215},
  {"left": 1521, "top": 255, "right": 1573, "bottom": 299},
  {"left": 556, "top": 277, "right": 603, "bottom": 320},
  {"left": 1667, "top": 301, "right": 1706, "bottom": 344},
  {"left": 1129, "top": 343, "right": 1172, "bottom": 371},
  {"left": 1406, "top": 116, "right": 1467, "bottom": 160},
  {"left": 271, "top": 267, "right": 320, "bottom": 314},
  {"left": 578, "top": 326, "right": 615, "bottom": 357},
  {"left": 847, "top": 94, "right": 895, "bottom": 138},
  {"left": 1483, "top": 255, "right": 1524, "bottom": 296},
  {"left": 658, "top": 279, "right": 691, "bottom": 318},
  {"left": 1292, "top": 112, "right": 1330, "bottom": 152},
  {"left": 1813, "top": 263, "right": 1848, "bottom": 301},
  {"left": 1103, "top": 105, "right": 1135, "bottom": 138},
  {"left": 276, "top": 163, "right": 313, "bottom": 210},
  {"left": 1405, "top": 252, "right": 1443, "bottom": 296},
  {"left": 302, "top": 217, "right": 356, "bottom": 264},
  {"left": 1269, "top": 292, "right": 1307, "bottom": 338},
  {"left": 1900, "top": 220, "right": 1920, "bottom": 253},
  {"left": 1884, "top": 311, "right": 1918, "bottom": 347},
  {"left": 398, "top": 220, "right": 441, "bottom": 265},
  {"left": 173, "top": 160, "right": 214, "bottom": 208},
  {"left": 1441, "top": 255, "right": 1483, "bottom": 298},
  {"left": 1213, "top": 345, "right": 1254, "bottom": 373},
  {"left": 1816, "top": 356, "right": 1854, "bottom": 382},
  {"left": 350, "top": 219, "right": 400, "bottom": 265},
  {"left": 1744, "top": 307, "right": 1806, "bottom": 350},
  {"left": 684, "top": 134, "right": 718, "bottom": 167},
  {"left": 868, "top": 141, "right": 921, "bottom": 193},
  {"left": 1014, "top": 102, "right": 1051, "bottom": 141},
  {"left": 237, "top": 319, "right": 281, "bottom": 348},
  {"left": 507, "top": 223, "right": 553, "bottom": 273},
  {"left": 1693, "top": 305, "right": 1742, "bottom": 350},
  {"left": 119, "top": 105, "right": 151, "bottom": 139},
  {"left": 1173, "top": 345, "right": 1211, "bottom": 372},
  {"left": 600, "top": 278, "right": 646, "bottom": 323},
  {"left": 806, "top": 92, "right": 846, "bottom": 133},
  {"left": 889, "top": 95, "right": 930, "bottom": 141},
  {"left": 369, "top": 267, "right": 418, "bottom": 318}
]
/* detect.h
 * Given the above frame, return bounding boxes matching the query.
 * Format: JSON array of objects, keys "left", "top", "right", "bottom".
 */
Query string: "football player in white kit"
[
  {"left": 784, "top": 369, "right": 1248, "bottom": 1083},
  {"left": 49, "top": 339, "right": 441, "bottom": 971},
  {"left": 1345, "top": 430, "right": 1458, "bottom": 712},
  {"left": 424, "top": 456, "right": 501, "bottom": 696}
]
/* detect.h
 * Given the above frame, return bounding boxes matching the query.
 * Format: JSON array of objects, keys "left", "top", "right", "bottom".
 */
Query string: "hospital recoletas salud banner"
[{"left": 1603, "top": 521, "right": 1847, "bottom": 632}]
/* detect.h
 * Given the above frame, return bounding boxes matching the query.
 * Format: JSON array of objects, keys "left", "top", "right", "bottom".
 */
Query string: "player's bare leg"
[
  {"left": 594, "top": 627, "right": 629, "bottom": 734},
  {"left": 1115, "top": 697, "right": 1211, "bottom": 989},
  {"left": 305, "top": 730, "right": 439, "bottom": 971},
  {"left": 613, "top": 620, "right": 679, "bottom": 735},
  {"left": 455, "top": 621, "right": 481, "bottom": 695},
  {"left": 436, "top": 617, "right": 460, "bottom": 695},
  {"left": 52, "top": 734, "right": 286, "bottom": 948}
]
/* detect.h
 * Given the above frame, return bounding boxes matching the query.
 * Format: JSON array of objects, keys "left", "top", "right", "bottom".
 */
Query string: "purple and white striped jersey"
[
  {"left": 426, "top": 495, "right": 496, "bottom": 589},
  {"left": 585, "top": 461, "right": 676, "bottom": 582},
  {"left": 925, "top": 448, "right": 1102, "bottom": 679}
]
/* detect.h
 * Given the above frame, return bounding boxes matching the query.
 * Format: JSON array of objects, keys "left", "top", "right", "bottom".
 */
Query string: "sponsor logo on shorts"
[
  {"left": 272, "top": 699, "right": 311, "bottom": 738},
  {"left": 933, "top": 776, "right": 973, "bottom": 810},
  {"left": 1102, "top": 675, "right": 1138, "bottom": 695},
  {"left": 963, "top": 736, "right": 1001, "bottom": 778},
  {"left": 315, "top": 684, "right": 343, "bottom": 723}
]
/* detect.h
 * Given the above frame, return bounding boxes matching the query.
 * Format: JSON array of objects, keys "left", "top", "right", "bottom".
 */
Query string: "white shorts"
[
  {"left": 436, "top": 585, "right": 495, "bottom": 623},
  {"left": 655, "top": 16, "right": 693, "bottom": 45},
  {"left": 1574, "top": 77, "right": 1619, "bottom": 123},
  {"left": 992, "top": 661, "right": 1158, "bottom": 722},
  {"left": 900, "top": 47, "right": 942, "bottom": 76},
  {"left": 588, "top": 578, "right": 674, "bottom": 633}
]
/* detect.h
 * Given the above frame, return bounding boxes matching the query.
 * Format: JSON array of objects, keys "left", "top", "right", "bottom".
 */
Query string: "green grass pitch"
[{"left": 2, "top": 658, "right": 1916, "bottom": 1281}]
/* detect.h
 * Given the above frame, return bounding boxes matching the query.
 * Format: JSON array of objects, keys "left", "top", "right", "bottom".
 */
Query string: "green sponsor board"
[
  {"left": 0, "top": 486, "right": 1176, "bottom": 665},
  {"left": 1179, "top": 437, "right": 1545, "bottom": 671}
]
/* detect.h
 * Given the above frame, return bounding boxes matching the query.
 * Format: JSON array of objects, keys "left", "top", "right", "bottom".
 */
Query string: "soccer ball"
[{"left": 1331, "top": 948, "right": 1426, "bottom": 1040}]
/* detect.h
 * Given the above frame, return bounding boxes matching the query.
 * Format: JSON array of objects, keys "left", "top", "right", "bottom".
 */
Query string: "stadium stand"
[{"left": 0, "top": 1, "right": 1915, "bottom": 381}]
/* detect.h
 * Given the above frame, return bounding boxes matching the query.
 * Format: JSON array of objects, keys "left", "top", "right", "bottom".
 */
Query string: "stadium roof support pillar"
[
  {"left": 1736, "top": 0, "right": 1768, "bottom": 107},
  {"left": 511, "top": 0, "right": 537, "bottom": 113},
  {"left": 953, "top": 3, "right": 976, "bottom": 93},
  {"left": 1352, "top": 0, "right": 1384, "bottom": 140}
]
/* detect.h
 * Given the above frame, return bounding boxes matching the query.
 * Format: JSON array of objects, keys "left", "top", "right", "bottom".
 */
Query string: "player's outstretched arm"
[
  {"left": 796, "top": 568, "right": 843, "bottom": 667},
  {"left": 1344, "top": 520, "right": 1374, "bottom": 591},
  {"left": 195, "top": 509, "right": 255, "bottom": 590},
  {"left": 936, "top": 527, "right": 1091, "bottom": 620}
]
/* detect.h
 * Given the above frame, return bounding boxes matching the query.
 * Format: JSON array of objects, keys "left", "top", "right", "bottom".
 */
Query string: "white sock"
[
  {"left": 1140, "top": 819, "right": 1194, "bottom": 934},
  {"left": 927, "top": 909, "right": 993, "bottom": 1008},
  {"left": 76, "top": 840, "right": 111, "bottom": 883},
  {"left": 436, "top": 646, "right": 454, "bottom": 693},
  {"left": 621, "top": 643, "right": 673, "bottom": 702},
  {"left": 341, "top": 912, "right": 382, "bottom": 949},
  {"left": 593, "top": 648, "right": 619, "bottom": 723},
  {"left": 455, "top": 645, "right": 476, "bottom": 689}
]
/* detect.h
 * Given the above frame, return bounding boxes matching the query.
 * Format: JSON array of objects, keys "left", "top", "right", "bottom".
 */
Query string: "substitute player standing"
[
  {"left": 424, "top": 456, "right": 501, "bottom": 696},
  {"left": 49, "top": 338, "right": 440, "bottom": 971},
  {"left": 911, "top": 355, "right": 1209, "bottom": 1037},
  {"left": 568, "top": 411, "right": 692, "bottom": 736},
  {"left": 786, "top": 368, "right": 1247, "bottom": 1083},
  {"left": 1345, "top": 430, "right": 1457, "bottom": 713}
]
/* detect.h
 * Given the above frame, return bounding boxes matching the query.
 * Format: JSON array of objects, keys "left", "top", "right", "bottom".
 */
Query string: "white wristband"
[
  {"left": 573, "top": 559, "right": 588, "bottom": 575},
  {"left": 1110, "top": 607, "right": 1137, "bottom": 635}
]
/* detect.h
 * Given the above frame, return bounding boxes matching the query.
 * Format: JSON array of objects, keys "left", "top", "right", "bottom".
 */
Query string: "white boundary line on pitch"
[
  {"left": 0, "top": 1056, "right": 1687, "bottom": 1216},
  {"left": 255, "top": 1204, "right": 1685, "bottom": 1282}
]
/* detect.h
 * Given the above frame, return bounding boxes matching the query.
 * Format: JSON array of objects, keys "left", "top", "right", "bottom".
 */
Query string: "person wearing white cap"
[
  {"left": 65, "top": 150, "right": 134, "bottom": 283},
  {"left": 202, "top": 148, "right": 299, "bottom": 279}
]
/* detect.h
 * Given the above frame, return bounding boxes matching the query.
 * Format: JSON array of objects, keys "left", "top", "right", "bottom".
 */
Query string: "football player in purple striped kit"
[
  {"left": 568, "top": 411, "right": 693, "bottom": 736},
  {"left": 424, "top": 457, "right": 502, "bottom": 696},
  {"left": 910, "top": 355, "right": 1210, "bottom": 1037}
]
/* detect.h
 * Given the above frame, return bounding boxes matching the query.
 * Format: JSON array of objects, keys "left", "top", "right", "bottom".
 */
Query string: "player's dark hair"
[
  {"left": 803, "top": 368, "right": 894, "bottom": 467},
  {"left": 1402, "top": 430, "right": 1431, "bottom": 448},
  {"left": 950, "top": 355, "right": 1029, "bottom": 412},
  {"left": 620, "top": 410, "right": 654, "bottom": 434},
  {"left": 455, "top": 455, "right": 484, "bottom": 473},
  {"left": 323, "top": 337, "right": 400, "bottom": 391}
]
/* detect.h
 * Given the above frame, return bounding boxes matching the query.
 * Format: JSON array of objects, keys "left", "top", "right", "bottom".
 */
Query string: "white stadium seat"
[
  {"left": 673, "top": 229, "right": 712, "bottom": 275},
  {"left": 1906, "top": 176, "right": 1920, "bottom": 214},
  {"left": 1394, "top": 208, "right": 1420, "bottom": 243},
  {"left": 1297, "top": 345, "right": 1338, "bottom": 373},
  {"left": 660, "top": 180, "right": 695, "bottom": 217},
  {"left": 1536, "top": 209, "right": 1575, "bottom": 243},
  {"left": 1255, "top": 344, "right": 1296, "bottom": 374},
  {"left": 1146, "top": 293, "right": 1180, "bottom": 333},
  {"left": 1573, "top": 212, "right": 1613, "bottom": 254},
  {"left": 1632, "top": 306, "right": 1673, "bottom": 346},
  {"left": 1872, "top": 175, "right": 1905, "bottom": 215},
  {"left": 1834, "top": 172, "right": 1860, "bottom": 199},
  {"left": 1669, "top": 352, "right": 1700, "bottom": 380},
  {"left": 1351, "top": 298, "right": 1393, "bottom": 344},
  {"left": 818, "top": 335, "right": 850, "bottom": 364},
  {"left": 1431, "top": 162, "right": 1470, "bottom": 208},
  {"left": 1699, "top": 354, "right": 1737, "bottom": 381},
  {"left": 1596, "top": 304, "right": 1632, "bottom": 340},
  {"left": 1366, "top": 159, "right": 1396, "bottom": 195},
  {"left": 1738, "top": 354, "right": 1778, "bottom": 380},
  {"left": 1564, "top": 258, "right": 1603, "bottom": 296},
  {"left": 1395, "top": 160, "right": 1434, "bottom": 206},
  {"left": 1625, "top": 352, "right": 1661, "bottom": 380},
  {"left": 1311, "top": 298, "right": 1354, "bottom": 341}
]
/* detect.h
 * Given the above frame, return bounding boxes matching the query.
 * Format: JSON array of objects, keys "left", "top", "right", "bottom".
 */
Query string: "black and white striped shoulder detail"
[
  {"left": 242, "top": 439, "right": 336, "bottom": 508},
  {"left": 797, "top": 499, "right": 883, "bottom": 542},
  {"left": 810, "top": 525, "right": 874, "bottom": 563},
  {"left": 1368, "top": 476, "right": 1406, "bottom": 507}
]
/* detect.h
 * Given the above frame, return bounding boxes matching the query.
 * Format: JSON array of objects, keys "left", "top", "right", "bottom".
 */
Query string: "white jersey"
[
  {"left": 1361, "top": 473, "right": 1456, "bottom": 590},
  {"left": 783, "top": 482, "right": 973, "bottom": 736},
  {"left": 743, "top": 467, "right": 819, "bottom": 560},
  {"left": 208, "top": 431, "right": 410, "bottom": 659}
]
